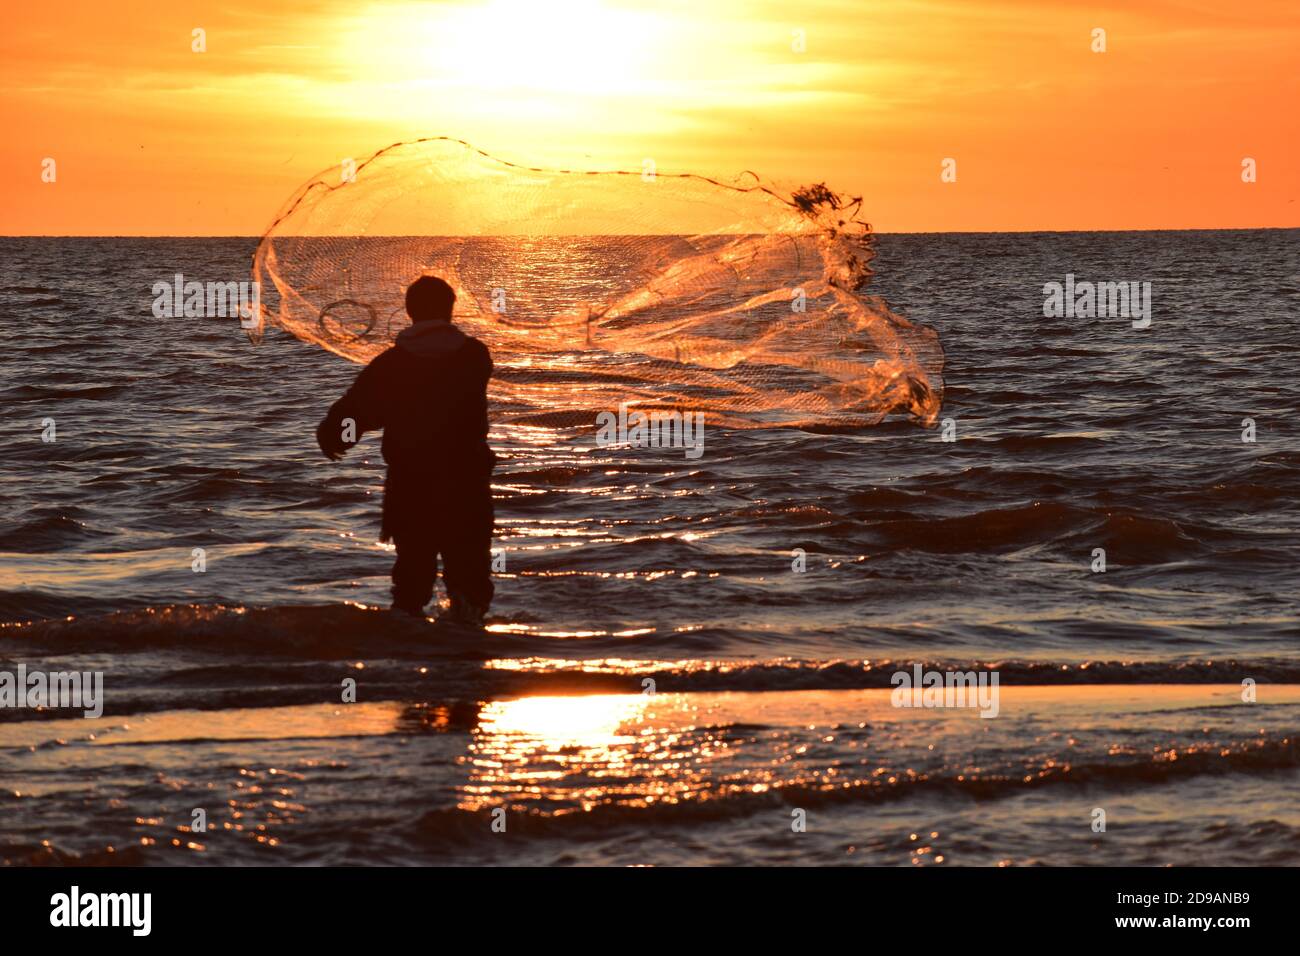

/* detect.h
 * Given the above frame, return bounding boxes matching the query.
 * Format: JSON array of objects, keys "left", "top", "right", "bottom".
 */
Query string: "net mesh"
[{"left": 249, "top": 137, "right": 943, "bottom": 429}]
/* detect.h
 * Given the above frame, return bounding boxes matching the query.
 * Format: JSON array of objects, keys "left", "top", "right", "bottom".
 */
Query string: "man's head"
[{"left": 405, "top": 275, "right": 456, "bottom": 323}]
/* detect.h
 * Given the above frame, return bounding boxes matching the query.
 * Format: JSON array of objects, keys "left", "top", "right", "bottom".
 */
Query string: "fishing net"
[{"left": 249, "top": 137, "right": 943, "bottom": 429}]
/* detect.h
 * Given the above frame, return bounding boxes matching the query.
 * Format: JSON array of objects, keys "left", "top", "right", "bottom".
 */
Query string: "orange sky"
[{"left": 2, "top": 0, "right": 1297, "bottom": 234}]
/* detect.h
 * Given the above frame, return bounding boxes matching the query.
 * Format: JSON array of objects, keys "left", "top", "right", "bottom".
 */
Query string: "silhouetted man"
[{"left": 316, "top": 276, "right": 494, "bottom": 624}]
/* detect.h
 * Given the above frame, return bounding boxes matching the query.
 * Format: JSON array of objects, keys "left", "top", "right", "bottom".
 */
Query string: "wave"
[
  {"left": 1, "top": 285, "right": 56, "bottom": 295},
  {"left": 0, "top": 383, "right": 129, "bottom": 402},
  {"left": 0, "top": 513, "right": 116, "bottom": 552},
  {"left": 410, "top": 734, "right": 1300, "bottom": 845},
  {"left": 6, "top": 603, "right": 1300, "bottom": 688}
]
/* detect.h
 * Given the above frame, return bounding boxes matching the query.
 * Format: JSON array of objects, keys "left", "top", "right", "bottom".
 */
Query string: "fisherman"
[{"left": 316, "top": 276, "right": 495, "bottom": 624}]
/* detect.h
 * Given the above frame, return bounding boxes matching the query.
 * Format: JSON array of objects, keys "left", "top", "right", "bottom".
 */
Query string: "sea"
[{"left": 1, "top": 230, "right": 1297, "bottom": 866}]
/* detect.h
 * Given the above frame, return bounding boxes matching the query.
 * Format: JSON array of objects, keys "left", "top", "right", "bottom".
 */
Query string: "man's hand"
[{"left": 316, "top": 419, "right": 346, "bottom": 461}]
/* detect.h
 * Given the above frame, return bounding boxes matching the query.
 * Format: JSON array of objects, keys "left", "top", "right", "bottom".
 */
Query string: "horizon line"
[{"left": 3, "top": 226, "right": 1298, "bottom": 239}]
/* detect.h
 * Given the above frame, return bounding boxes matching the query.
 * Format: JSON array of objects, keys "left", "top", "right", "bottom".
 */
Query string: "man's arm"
[
  {"left": 316, "top": 356, "right": 388, "bottom": 460},
  {"left": 458, "top": 339, "right": 493, "bottom": 446}
]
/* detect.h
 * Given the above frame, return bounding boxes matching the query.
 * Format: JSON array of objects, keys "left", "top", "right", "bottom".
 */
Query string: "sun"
[{"left": 345, "top": 0, "right": 667, "bottom": 97}]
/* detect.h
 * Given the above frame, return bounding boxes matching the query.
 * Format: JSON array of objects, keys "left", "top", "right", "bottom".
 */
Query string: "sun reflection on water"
[
  {"left": 477, "top": 693, "right": 649, "bottom": 745},
  {"left": 459, "top": 692, "right": 704, "bottom": 813}
]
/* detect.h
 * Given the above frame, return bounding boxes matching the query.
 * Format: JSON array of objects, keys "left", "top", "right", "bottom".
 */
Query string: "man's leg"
[
  {"left": 439, "top": 481, "right": 495, "bottom": 614},
  {"left": 391, "top": 533, "right": 439, "bottom": 617}
]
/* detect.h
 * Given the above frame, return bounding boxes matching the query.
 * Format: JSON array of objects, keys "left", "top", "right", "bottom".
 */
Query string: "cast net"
[{"left": 249, "top": 137, "right": 943, "bottom": 429}]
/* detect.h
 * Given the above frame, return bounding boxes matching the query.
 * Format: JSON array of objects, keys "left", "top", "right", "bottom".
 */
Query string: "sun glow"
[
  {"left": 345, "top": 0, "right": 666, "bottom": 96},
  {"left": 5, "top": 0, "right": 1296, "bottom": 233}
]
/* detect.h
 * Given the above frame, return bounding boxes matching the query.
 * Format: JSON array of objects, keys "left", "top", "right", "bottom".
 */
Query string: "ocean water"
[{"left": 1, "top": 231, "right": 1297, "bottom": 866}]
